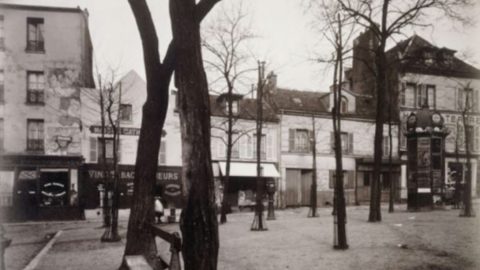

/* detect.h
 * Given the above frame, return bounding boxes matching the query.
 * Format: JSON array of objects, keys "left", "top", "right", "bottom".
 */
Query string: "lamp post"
[{"left": 266, "top": 178, "right": 276, "bottom": 220}]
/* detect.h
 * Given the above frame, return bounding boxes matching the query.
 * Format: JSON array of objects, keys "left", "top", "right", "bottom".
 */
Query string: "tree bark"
[
  {"left": 122, "top": 0, "right": 172, "bottom": 265},
  {"left": 170, "top": 1, "right": 219, "bottom": 269},
  {"left": 309, "top": 114, "right": 318, "bottom": 217},
  {"left": 461, "top": 91, "right": 473, "bottom": 217},
  {"left": 251, "top": 61, "right": 267, "bottom": 231},
  {"left": 368, "top": 0, "right": 389, "bottom": 223},
  {"left": 332, "top": 14, "right": 348, "bottom": 249}
]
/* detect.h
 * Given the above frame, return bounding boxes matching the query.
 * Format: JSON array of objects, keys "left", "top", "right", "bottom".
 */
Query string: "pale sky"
[{"left": 3, "top": 0, "right": 480, "bottom": 92}]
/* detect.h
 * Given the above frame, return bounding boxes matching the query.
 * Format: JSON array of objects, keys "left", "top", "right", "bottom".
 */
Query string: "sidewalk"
[{"left": 4, "top": 202, "right": 480, "bottom": 270}]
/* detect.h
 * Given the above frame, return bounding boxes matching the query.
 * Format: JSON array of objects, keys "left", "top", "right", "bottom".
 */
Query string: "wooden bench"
[{"left": 124, "top": 223, "right": 182, "bottom": 270}]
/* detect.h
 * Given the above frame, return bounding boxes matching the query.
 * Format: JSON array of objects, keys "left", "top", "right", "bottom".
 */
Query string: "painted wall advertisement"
[{"left": 417, "top": 138, "right": 431, "bottom": 189}]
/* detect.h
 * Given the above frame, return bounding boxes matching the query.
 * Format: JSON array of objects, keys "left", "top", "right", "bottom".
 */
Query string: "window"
[
  {"left": 330, "top": 132, "right": 353, "bottom": 154},
  {"left": 27, "top": 119, "right": 44, "bottom": 151},
  {"left": 226, "top": 100, "right": 239, "bottom": 115},
  {"left": 26, "top": 71, "right": 44, "bottom": 104},
  {"left": 340, "top": 97, "right": 348, "bottom": 113},
  {"left": 0, "top": 118, "right": 3, "bottom": 151},
  {"left": 416, "top": 84, "right": 435, "bottom": 108},
  {"left": 289, "top": 129, "right": 311, "bottom": 152},
  {"left": 457, "top": 88, "right": 477, "bottom": 112},
  {"left": 417, "top": 85, "right": 427, "bottom": 107},
  {"left": 98, "top": 138, "right": 114, "bottom": 163},
  {"left": 381, "top": 173, "right": 391, "bottom": 190},
  {"left": 0, "top": 15, "right": 4, "bottom": 50},
  {"left": 253, "top": 134, "right": 266, "bottom": 160},
  {"left": 340, "top": 132, "right": 349, "bottom": 153},
  {"left": 383, "top": 136, "right": 391, "bottom": 157},
  {"left": 426, "top": 85, "right": 436, "bottom": 109},
  {"left": 400, "top": 83, "right": 416, "bottom": 107},
  {"left": 475, "top": 126, "right": 480, "bottom": 152},
  {"left": 466, "top": 126, "right": 475, "bottom": 152},
  {"left": 0, "top": 70, "right": 4, "bottom": 102},
  {"left": 89, "top": 137, "right": 97, "bottom": 162},
  {"left": 329, "top": 170, "right": 354, "bottom": 189},
  {"left": 158, "top": 140, "right": 166, "bottom": 165},
  {"left": 26, "top": 18, "right": 44, "bottom": 52},
  {"left": 364, "top": 172, "right": 370, "bottom": 186},
  {"left": 230, "top": 133, "right": 240, "bottom": 159},
  {"left": 119, "top": 104, "right": 132, "bottom": 121}
]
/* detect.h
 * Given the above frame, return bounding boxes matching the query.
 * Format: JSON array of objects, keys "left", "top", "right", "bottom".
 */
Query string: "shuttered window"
[
  {"left": 89, "top": 137, "right": 97, "bottom": 162},
  {"left": 289, "top": 129, "right": 311, "bottom": 152},
  {"left": 158, "top": 140, "right": 166, "bottom": 165},
  {"left": 330, "top": 132, "right": 353, "bottom": 154}
]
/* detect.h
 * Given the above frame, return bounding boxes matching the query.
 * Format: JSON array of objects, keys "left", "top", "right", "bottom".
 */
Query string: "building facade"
[
  {"left": 272, "top": 87, "right": 400, "bottom": 207},
  {"left": 80, "top": 70, "right": 184, "bottom": 210},
  {"left": 0, "top": 4, "right": 94, "bottom": 220},
  {"left": 349, "top": 30, "right": 480, "bottom": 200}
]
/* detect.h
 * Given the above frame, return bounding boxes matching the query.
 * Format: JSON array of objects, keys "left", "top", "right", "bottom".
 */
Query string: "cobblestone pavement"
[{"left": 3, "top": 201, "right": 480, "bottom": 270}]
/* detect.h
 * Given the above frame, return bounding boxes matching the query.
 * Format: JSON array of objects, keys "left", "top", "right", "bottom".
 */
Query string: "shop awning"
[{"left": 218, "top": 162, "right": 280, "bottom": 178}]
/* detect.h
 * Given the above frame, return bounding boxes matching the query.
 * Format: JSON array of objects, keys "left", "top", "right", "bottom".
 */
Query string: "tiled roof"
[
  {"left": 387, "top": 35, "right": 480, "bottom": 79},
  {"left": 270, "top": 88, "right": 329, "bottom": 114},
  {"left": 209, "top": 95, "right": 278, "bottom": 122}
]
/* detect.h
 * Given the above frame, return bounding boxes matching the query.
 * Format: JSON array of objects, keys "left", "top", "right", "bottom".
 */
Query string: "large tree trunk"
[
  {"left": 220, "top": 91, "right": 234, "bottom": 224},
  {"left": 122, "top": 0, "right": 172, "bottom": 265},
  {"left": 368, "top": 50, "right": 385, "bottom": 222},
  {"left": 369, "top": 1, "right": 389, "bottom": 222},
  {"left": 461, "top": 102, "right": 473, "bottom": 217},
  {"left": 309, "top": 114, "right": 318, "bottom": 217},
  {"left": 170, "top": 1, "right": 219, "bottom": 269}
]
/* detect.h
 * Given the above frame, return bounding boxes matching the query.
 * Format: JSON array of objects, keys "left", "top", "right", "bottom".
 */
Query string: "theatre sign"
[{"left": 82, "top": 164, "right": 184, "bottom": 208}]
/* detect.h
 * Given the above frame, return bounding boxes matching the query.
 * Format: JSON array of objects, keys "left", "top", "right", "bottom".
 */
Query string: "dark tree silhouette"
[{"left": 122, "top": 0, "right": 221, "bottom": 269}]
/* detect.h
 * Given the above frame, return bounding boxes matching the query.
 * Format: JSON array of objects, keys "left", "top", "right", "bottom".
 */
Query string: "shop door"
[
  {"left": 286, "top": 169, "right": 301, "bottom": 206},
  {"left": 300, "top": 170, "right": 313, "bottom": 205},
  {"left": 15, "top": 179, "right": 38, "bottom": 220}
]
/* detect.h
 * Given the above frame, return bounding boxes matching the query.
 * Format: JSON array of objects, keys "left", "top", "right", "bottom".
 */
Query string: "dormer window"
[
  {"left": 225, "top": 100, "right": 239, "bottom": 115},
  {"left": 423, "top": 51, "right": 434, "bottom": 64},
  {"left": 292, "top": 97, "right": 302, "bottom": 105}
]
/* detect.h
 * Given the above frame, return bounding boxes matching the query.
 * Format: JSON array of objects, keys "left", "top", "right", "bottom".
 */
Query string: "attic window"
[
  {"left": 423, "top": 51, "right": 434, "bottom": 64},
  {"left": 226, "top": 100, "right": 239, "bottom": 115},
  {"left": 292, "top": 97, "right": 302, "bottom": 105}
]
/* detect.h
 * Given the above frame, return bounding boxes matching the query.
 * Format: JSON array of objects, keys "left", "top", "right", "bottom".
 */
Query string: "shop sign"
[
  {"left": 417, "top": 138, "right": 431, "bottom": 188},
  {"left": 18, "top": 170, "right": 37, "bottom": 180},
  {"left": 89, "top": 125, "right": 141, "bottom": 136}
]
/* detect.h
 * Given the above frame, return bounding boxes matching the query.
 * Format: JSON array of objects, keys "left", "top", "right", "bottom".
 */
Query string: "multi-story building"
[
  {"left": 80, "top": 70, "right": 184, "bottom": 211},
  {"left": 209, "top": 92, "right": 280, "bottom": 208},
  {"left": 349, "top": 29, "right": 480, "bottom": 199},
  {"left": 0, "top": 3, "right": 94, "bottom": 220},
  {"left": 270, "top": 85, "right": 400, "bottom": 207}
]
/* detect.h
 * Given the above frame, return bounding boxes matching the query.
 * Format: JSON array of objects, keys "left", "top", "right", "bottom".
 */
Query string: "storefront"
[
  {"left": 82, "top": 164, "right": 184, "bottom": 209},
  {"left": 215, "top": 162, "right": 280, "bottom": 210},
  {"left": 0, "top": 154, "right": 83, "bottom": 221},
  {"left": 355, "top": 158, "right": 402, "bottom": 203}
]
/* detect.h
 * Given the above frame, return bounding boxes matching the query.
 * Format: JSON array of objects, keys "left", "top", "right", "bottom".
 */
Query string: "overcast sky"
[{"left": 4, "top": 0, "right": 480, "bottom": 92}]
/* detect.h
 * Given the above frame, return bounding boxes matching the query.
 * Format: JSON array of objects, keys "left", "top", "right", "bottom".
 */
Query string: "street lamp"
[{"left": 266, "top": 178, "right": 276, "bottom": 220}]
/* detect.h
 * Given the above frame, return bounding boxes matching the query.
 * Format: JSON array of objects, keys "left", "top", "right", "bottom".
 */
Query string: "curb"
[{"left": 23, "top": 230, "right": 63, "bottom": 270}]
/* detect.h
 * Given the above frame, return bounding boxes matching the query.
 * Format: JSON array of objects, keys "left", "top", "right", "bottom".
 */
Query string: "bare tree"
[
  {"left": 309, "top": 0, "right": 355, "bottom": 249},
  {"left": 251, "top": 61, "right": 268, "bottom": 231},
  {"left": 202, "top": 2, "right": 256, "bottom": 224},
  {"left": 458, "top": 83, "right": 476, "bottom": 217},
  {"left": 337, "top": 0, "right": 474, "bottom": 222},
  {"left": 82, "top": 68, "right": 126, "bottom": 238},
  {"left": 308, "top": 114, "right": 319, "bottom": 217},
  {"left": 123, "top": 0, "right": 221, "bottom": 269}
]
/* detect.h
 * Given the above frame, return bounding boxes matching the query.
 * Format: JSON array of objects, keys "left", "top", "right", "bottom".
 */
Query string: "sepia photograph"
[{"left": 0, "top": 0, "right": 479, "bottom": 269}]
